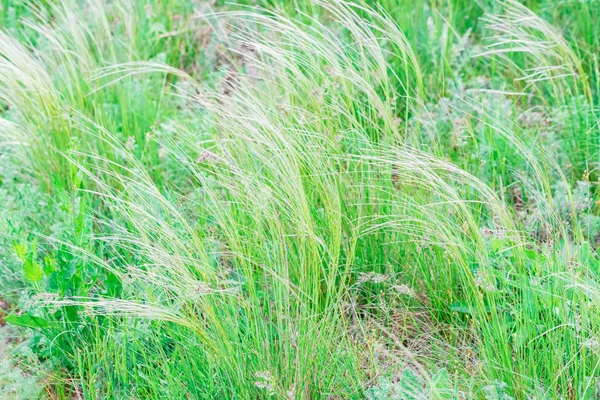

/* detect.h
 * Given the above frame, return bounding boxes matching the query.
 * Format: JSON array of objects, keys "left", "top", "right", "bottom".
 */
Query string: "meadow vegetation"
[{"left": 0, "top": 0, "right": 599, "bottom": 398}]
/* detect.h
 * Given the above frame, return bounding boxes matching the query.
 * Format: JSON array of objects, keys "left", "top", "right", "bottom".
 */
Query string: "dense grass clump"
[{"left": 0, "top": 0, "right": 599, "bottom": 398}]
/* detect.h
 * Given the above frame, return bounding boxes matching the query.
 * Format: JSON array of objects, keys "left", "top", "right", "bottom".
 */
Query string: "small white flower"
[
  {"left": 474, "top": 269, "right": 496, "bottom": 292},
  {"left": 194, "top": 282, "right": 212, "bottom": 295},
  {"left": 255, "top": 371, "right": 272, "bottom": 380},
  {"left": 582, "top": 337, "right": 599, "bottom": 350},
  {"left": 286, "top": 384, "right": 295, "bottom": 399},
  {"left": 125, "top": 136, "right": 136, "bottom": 151},
  {"left": 254, "top": 371, "right": 275, "bottom": 396},
  {"left": 393, "top": 284, "right": 415, "bottom": 297},
  {"left": 357, "top": 272, "right": 390, "bottom": 284},
  {"left": 529, "top": 277, "right": 541, "bottom": 286},
  {"left": 158, "top": 146, "right": 167, "bottom": 160},
  {"left": 197, "top": 150, "right": 220, "bottom": 164},
  {"left": 371, "top": 273, "right": 389, "bottom": 283},
  {"left": 481, "top": 228, "right": 494, "bottom": 237},
  {"left": 357, "top": 272, "right": 373, "bottom": 284}
]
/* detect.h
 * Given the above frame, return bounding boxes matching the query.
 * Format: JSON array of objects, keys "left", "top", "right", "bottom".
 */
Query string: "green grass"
[{"left": 0, "top": 0, "right": 599, "bottom": 398}]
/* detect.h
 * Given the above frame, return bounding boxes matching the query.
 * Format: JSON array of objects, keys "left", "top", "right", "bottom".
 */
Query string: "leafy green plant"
[{"left": 0, "top": 0, "right": 599, "bottom": 398}]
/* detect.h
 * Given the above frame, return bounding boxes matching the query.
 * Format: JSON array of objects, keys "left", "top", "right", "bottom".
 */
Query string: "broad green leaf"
[
  {"left": 449, "top": 301, "right": 491, "bottom": 314},
  {"left": 13, "top": 241, "right": 27, "bottom": 260},
  {"left": 489, "top": 238, "right": 503, "bottom": 253},
  {"left": 43, "top": 255, "right": 56, "bottom": 275},
  {"left": 105, "top": 272, "right": 122, "bottom": 297},
  {"left": 5, "top": 313, "right": 50, "bottom": 329},
  {"left": 449, "top": 301, "right": 474, "bottom": 314},
  {"left": 24, "top": 256, "right": 44, "bottom": 283}
]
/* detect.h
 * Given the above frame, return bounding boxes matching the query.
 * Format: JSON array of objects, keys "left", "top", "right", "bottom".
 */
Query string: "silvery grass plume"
[
  {"left": 70, "top": 0, "right": 530, "bottom": 392},
  {"left": 0, "top": 0, "right": 178, "bottom": 191},
  {"left": 3, "top": 0, "right": 597, "bottom": 397},
  {"left": 49, "top": 0, "right": 521, "bottom": 395},
  {"left": 475, "top": 0, "right": 597, "bottom": 241},
  {"left": 479, "top": 0, "right": 592, "bottom": 104}
]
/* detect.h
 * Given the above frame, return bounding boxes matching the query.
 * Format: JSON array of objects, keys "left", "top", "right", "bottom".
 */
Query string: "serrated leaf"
[
  {"left": 43, "top": 255, "right": 56, "bottom": 275},
  {"left": 13, "top": 241, "right": 27, "bottom": 260},
  {"left": 430, "top": 368, "right": 453, "bottom": 399},
  {"left": 24, "top": 256, "right": 44, "bottom": 283}
]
